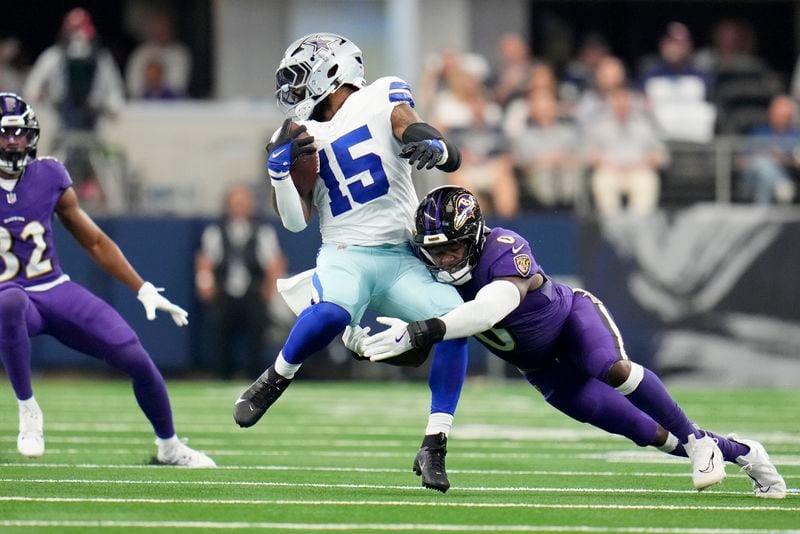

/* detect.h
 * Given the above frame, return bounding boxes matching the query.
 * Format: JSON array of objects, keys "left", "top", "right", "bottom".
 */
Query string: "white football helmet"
[{"left": 275, "top": 33, "right": 367, "bottom": 120}]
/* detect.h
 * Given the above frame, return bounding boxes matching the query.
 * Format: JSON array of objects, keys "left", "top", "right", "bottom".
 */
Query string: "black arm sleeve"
[{"left": 401, "top": 122, "right": 461, "bottom": 172}]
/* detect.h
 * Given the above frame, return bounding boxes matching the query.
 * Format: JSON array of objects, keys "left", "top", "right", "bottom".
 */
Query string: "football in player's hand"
[{"left": 289, "top": 122, "right": 319, "bottom": 197}]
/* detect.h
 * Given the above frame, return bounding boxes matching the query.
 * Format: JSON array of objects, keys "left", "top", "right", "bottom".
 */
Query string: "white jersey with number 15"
[{"left": 299, "top": 76, "right": 419, "bottom": 246}]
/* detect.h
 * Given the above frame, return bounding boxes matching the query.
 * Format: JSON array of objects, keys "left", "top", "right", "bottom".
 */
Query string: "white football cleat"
[
  {"left": 156, "top": 437, "right": 216, "bottom": 468},
  {"left": 684, "top": 434, "right": 726, "bottom": 491},
  {"left": 18, "top": 399, "right": 44, "bottom": 458},
  {"left": 728, "top": 434, "right": 787, "bottom": 499}
]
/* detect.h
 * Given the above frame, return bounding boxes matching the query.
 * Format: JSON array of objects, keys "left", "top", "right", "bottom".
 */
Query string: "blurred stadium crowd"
[{"left": 2, "top": 6, "right": 800, "bottom": 217}]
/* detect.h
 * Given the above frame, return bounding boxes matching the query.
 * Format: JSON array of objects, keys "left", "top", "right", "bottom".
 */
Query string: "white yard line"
[
  {"left": 0, "top": 496, "right": 798, "bottom": 512},
  {"left": 5, "top": 447, "right": 800, "bottom": 465},
  {"left": 0, "top": 520, "right": 797, "bottom": 533},
  {"left": 0, "top": 477, "right": 770, "bottom": 496},
  {"left": 0, "top": 462, "right": 698, "bottom": 476}
]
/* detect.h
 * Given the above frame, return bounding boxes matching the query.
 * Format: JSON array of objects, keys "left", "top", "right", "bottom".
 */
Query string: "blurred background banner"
[{"left": 580, "top": 205, "right": 800, "bottom": 386}]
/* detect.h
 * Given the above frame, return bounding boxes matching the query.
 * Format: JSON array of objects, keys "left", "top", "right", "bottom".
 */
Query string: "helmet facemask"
[{"left": 275, "top": 33, "right": 366, "bottom": 120}]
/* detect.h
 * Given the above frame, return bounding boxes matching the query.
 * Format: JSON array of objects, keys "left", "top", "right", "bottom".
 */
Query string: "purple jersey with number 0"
[
  {"left": 0, "top": 158, "right": 72, "bottom": 288},
  {"left": 457, "top": 227, "right": 574, "bottom": 370}
]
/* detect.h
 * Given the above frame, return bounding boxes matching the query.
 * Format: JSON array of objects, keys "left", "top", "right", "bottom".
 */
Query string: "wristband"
[{"left": 408, "top": 318, "right": 446, "bottom": 348}]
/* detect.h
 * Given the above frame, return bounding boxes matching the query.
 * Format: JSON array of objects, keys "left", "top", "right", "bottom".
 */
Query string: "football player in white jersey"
[{"left": 233, "top": 33, "right": 466, "bottom": 492}]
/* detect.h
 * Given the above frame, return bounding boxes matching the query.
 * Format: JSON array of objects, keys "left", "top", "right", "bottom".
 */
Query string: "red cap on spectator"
[{"left": 62, "top": 8, "right": 96, "bottom": 41}]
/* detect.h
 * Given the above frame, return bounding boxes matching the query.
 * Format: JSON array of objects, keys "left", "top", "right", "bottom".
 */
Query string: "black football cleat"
[
  {"left": 413, "top": 432, "right": 450, "bottom": 493},
  {"left": 233, "top": 366, "right": 292, "bottom": 428}
]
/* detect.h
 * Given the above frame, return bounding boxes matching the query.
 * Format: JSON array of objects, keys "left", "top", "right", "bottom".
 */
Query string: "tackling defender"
[
  {"left": 0, "top": 93, "right": 214, "bottom": 467},
  {"left": 358, "top": 185, "right": 786, "bottom": 498},
  {"left": 233, "top": 33, "right": 467, "bottom": 492}
]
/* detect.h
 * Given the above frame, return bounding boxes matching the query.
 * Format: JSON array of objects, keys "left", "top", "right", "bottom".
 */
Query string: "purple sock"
[
  {"left": 0, "top": 288, "right": 34, "bottom": 400},
  {"left": 623, "top": 366, "right": 703, "bottom": 444},
  {"left": 663, "top": 431, "right": 749, "bottom": 463},
  {"left": 665, "top": 442, "right": 687, "bottom": 458},
  {"left": 705, "top": 431, "right": 751, "bottom": 462}
]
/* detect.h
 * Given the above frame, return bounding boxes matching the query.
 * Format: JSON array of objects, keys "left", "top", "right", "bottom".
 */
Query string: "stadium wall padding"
[{"left": 25, "top": 207, "right": 800, "bottom": 385}]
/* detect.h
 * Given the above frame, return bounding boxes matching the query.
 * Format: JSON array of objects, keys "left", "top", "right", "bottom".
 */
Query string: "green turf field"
[{"left": 0, "top": 378, "right": 797, "bottom": 532}]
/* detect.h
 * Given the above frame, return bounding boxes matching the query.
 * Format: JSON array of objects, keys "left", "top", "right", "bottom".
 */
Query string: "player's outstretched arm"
[
  {"left": 390, "top": 104, "right": 461, "bottom": 172},
  {"left": 363, "top": 278, "right": 528, "bottom": 361},
  {"left": 55, "top": 187, "right": 188, "bottom": 326}
]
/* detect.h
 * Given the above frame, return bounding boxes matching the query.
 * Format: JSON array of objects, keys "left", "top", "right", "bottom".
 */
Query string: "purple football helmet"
[
  {"left": 0, "top": 93, "right": 40, "bottom": 174},
  {"left": 413, "top": 185, "right": 486, "bottom": 285}
]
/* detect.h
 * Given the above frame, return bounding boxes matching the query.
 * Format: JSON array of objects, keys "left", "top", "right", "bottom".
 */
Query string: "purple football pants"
[
  {"left": 0, "top": 281, "right": 175, "bottom": 438},
  {"left": 524, "top": 290, "right": 689, "bottom": 449}
]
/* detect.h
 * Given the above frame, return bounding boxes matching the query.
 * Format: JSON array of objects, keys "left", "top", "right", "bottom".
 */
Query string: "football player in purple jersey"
[
  {"left": 356, "top": 185, "right": 786, "bottom": 498},
  {"left": 0, "top": 93, "right": 214, "bottom": 467}
]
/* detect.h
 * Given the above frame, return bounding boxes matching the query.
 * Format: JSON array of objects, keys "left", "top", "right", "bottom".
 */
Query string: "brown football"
[{"left": 288, "top": 122, "right": 319, "bottom": 197}]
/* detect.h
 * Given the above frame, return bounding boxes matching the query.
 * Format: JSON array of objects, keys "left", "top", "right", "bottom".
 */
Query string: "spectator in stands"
[
  {"left": 695, "top": 19, "right": 782, "bottom": 135},
  {"left": 24, "top": 8, "right": 124, "bottom": 130},
  {"left": 418, "top": 48, "right": 489, "bottom": 116},
  {"left": 639, "top": 22, "right": 715, "bottom": 143},
  {"left": 585, "top": 86, "right": 667, "bottom": 217},
  {"left": 503, "top": 63, "right": 561, "bottom": 138},
  {"left": 574, "top": 56, "right": 645, "bottom": 133},
  {"left": 562, "top": 33, "right": 610, "bottom": 101},
  {"left": 140, "top": 60, "right": 179, "bottom": 100},
  {"left": 0, "top": 37, "right": 25, "bottom": 93},
  {"left": 511, "top": 92, "right": 582, "bottom": 210},
  {"left": 23, "top": 8, "right": 126, "bottom": 213},
  {"left": 489, "top": 32, "right": 535, "bottom": 108},
  {"left": 431, "top": 66, "right": 518, "bottom": 218},
  {"left": 125, "top": 11, "right": 191, "bottom": 99},
  {"left": 740, "top": 95, "right": 800, "bottom": 204},
  {"left": 196, "top": 185, "right": 286, "bottom": 380}
]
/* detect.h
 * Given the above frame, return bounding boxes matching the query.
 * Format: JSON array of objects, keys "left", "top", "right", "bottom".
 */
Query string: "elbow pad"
[{"left": 402, "top": 122, "right": 461, "bottom": 172}]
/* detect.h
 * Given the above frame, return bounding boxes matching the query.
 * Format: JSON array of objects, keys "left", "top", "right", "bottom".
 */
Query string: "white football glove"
[
  {"left": 362, "top": 317, "right": 412, "bottom": 362},
  {"left": 342, "top": 325, "right": 371, "bottom": 358},
  {"left": 137, "top": 282, "right": 189, "bottom": 327}
]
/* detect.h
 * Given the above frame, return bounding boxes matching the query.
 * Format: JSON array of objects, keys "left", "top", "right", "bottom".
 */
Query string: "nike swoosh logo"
[
  {"left": 512, "top": 244, "right": 524, "bottom": 254},
  {"left": 699, "top": 451, "right": 716, "bottom": 473},
  {"left": 273, "top": 147, "right": 288, "bottom": 158},
  {"left": 395, "top": 331, "right": 408, "bottom": 343}
]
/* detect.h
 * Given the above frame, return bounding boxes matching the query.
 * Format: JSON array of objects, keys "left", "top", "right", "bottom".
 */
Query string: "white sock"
[
  {"left": 657, "top": 432, "right": 680, "bottom": 453},
  {"left": 274, "top": 351, "right": 302, "bottom": 379},
  {"left": 425, "top": 412, "right": 454, "bottom": 436},
  {"left": 18, "top": 396, "right": 40, "bottom": 410},
  {"left": 155, "top": 435, "right": 179, "bottom": 449}
]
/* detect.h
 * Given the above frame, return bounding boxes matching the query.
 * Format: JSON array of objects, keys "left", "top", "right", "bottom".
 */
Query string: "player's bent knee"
[
  {"left": 611, "top": 361, "right": 644, "bottom": 395},
  {"left": 105, "top": 338, "right": 155, "bottom": 377},
  {"left": 0, "top": 287, "right": 29, "bottom": 319},
  {"left": 309, "top": 301, "right": 351, "bottom": 331},
  {"left": 604, "top": 359, "right": 632, "bottom": 388}
]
